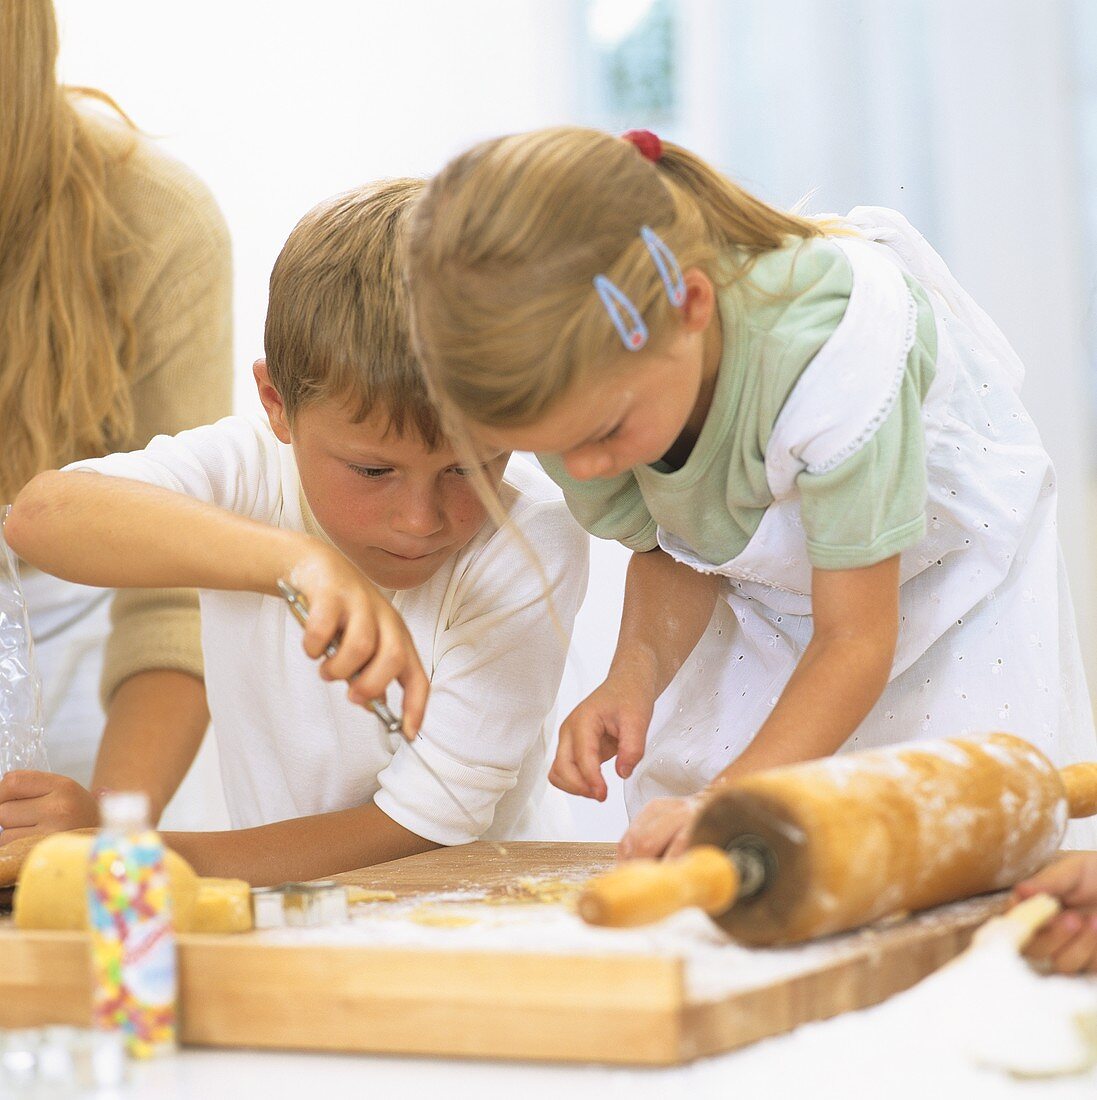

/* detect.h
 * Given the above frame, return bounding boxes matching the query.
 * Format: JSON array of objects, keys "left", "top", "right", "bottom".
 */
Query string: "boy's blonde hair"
[
  {"left": 0, "top": 0, "right": 141, "bottom": 503},
  {"left": 404, "top": 126, "right": 829, "bottom": 431},
  {"left": 265, "top": 178, "right": 442, "bottom": 446}
]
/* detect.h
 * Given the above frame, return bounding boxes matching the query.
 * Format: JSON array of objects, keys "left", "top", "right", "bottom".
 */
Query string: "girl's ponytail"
[{"left": 655, "top": 139, "right": 824, "bottom": 254}]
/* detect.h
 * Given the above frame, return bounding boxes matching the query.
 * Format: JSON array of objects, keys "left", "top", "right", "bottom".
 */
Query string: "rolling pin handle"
[
  {"left": 577, "top": 845, "right": 741, "bottom": 928},
  {"left": 1060, "top": 763, "right": 1097, "bottom": 819}
]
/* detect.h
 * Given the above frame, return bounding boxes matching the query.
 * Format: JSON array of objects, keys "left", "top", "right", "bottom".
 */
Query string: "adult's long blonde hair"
[
  {"left": 0, "top": 0, "right": 139, "bottom": 503},
  {"left": 404, "top": 126, "right": 829, "bottom": 432}
]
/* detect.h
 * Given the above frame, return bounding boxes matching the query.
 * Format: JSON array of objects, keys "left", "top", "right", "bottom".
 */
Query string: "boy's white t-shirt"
[{"left": 66, "top": 414, "right": 590, "bottom": 845}]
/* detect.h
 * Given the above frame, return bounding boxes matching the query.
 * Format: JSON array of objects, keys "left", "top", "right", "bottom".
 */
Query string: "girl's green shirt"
[{"left": 537, "top": 236, "right": 937, "bottom": 571}]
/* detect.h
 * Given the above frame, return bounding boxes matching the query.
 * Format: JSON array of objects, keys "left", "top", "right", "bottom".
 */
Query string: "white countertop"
[{"left": 117, "top": 1024, "right": 1097, "bottom": 1100}]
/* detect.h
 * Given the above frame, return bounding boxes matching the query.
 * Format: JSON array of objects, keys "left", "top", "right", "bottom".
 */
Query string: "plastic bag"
[{"left": 0, "top": 505, "right": 48, "bottom": 774}]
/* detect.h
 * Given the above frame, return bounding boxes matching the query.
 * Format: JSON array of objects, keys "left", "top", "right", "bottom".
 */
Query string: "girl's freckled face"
[{"left": 478, "top": 331, "right": 707, "bottom": 480}]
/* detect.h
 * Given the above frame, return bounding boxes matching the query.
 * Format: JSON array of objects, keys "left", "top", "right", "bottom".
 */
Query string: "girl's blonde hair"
[
  {"left": 404, "top": 125, "right": 829, "bottom": 432},
  {"left": 0, "top": 0, "right": 140, "bottom": 503}
]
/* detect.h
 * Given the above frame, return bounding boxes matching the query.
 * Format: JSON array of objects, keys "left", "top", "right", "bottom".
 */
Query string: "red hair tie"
[{"left": 621, "top": 129, "right": 663, "bottom": 162}]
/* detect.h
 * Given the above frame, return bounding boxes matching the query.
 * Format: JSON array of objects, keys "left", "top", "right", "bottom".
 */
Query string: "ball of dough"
[{"left": 14, "top": 832, "right": 199, "bottom": 932}]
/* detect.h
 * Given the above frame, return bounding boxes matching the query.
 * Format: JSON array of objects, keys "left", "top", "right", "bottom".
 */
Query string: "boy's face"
[{"left": 256, "top": 362, "right": 506, "bottom": 590}]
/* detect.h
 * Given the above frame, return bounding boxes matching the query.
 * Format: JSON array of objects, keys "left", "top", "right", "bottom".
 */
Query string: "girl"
[{"left": 404, "top": 126, "right": 1097, "bottom": 857}]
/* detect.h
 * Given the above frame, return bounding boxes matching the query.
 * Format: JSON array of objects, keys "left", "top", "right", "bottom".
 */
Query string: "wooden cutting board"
[{"left": 0, "top": 841, "right": 1009, "bottom": 1065}]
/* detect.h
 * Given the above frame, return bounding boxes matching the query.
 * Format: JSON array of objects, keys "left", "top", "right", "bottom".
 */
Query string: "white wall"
[
  {"left": 56, "top": 0, "right": 580, "bottom": 412},
  {"left": 925, "top": 0, "right": 1095, "bottom": 673}
]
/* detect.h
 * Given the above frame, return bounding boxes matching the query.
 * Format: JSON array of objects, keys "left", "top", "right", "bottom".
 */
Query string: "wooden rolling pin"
[{"left": 580, "top": 732, "right": 1097, "bottom": 946}]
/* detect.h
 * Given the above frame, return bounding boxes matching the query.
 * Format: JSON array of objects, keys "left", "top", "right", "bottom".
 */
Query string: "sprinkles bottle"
[{"left": 87, "top": 791, "right": 177, "bottom": 1058}]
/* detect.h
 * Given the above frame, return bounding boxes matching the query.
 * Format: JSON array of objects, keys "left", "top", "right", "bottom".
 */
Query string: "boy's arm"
[
  {"left": 7, "top": 471, "right": 307, "bottom": 595},
  {"left": 8, "top": 469, "right": 429, "bottom": 729},
  {"left": 165, "top": 802, "right": 439, "bottom": 885},
  {"left": 166, "top": 492, "right": 589, "bottom": 883}
]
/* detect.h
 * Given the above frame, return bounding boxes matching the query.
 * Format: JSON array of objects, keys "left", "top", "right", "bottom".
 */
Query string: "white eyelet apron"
[{"left": 634, "top": 207, "right": 1097, "bottom": 848}]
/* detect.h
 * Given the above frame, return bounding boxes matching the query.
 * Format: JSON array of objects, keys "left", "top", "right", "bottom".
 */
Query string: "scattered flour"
[
  {"left": 254, "top": 878, "right": 1097, "bottom": 1087},
  {"left": 258, "top": 878, "right": 1005, "bottom": 1002}
]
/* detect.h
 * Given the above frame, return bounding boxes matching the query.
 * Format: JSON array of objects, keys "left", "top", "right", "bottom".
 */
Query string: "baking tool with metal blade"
[{"left": 276, "top": 578, "right": 482, "bottom": 837}]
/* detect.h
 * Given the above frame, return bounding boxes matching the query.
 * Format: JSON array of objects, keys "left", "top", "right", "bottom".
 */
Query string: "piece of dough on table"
[{"left": 12, "top": 832, "right": 252, "bottom": 934}]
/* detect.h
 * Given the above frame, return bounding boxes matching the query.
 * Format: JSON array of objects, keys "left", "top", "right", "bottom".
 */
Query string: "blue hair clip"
[
  {"left": 593, "top": 274, "right": 649, "bottom": 351},
  {"left": 640, "top": 225, "right": 687, "bottom": 307},
  {"left": 592, "top": 227, "right": 686, "bottom": 350}
]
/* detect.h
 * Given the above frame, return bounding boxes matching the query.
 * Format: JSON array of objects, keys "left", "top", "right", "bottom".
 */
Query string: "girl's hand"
[
  {"left": 286, "top": 547, "right": 429, "bottom": 737},
  {"left": 0, "top": 771, "right": 99, "bottom": 844},
  {"left": 617, "top": 795, "right": 702, "bottom": 861},
  {"left": 1012, "top": 852, "right": 1097, "bottom": 973},
  {"left": 549, "top": 675, "right": 655, "bottom": 801}
]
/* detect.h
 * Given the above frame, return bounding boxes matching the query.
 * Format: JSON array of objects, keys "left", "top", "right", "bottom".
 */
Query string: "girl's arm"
[
  {"left": 551, "top": 548, "right": 721, "bottom": 799},
  {"left": 612, "top": 548, "right": 723, "bottom": 707},
  {"left": 165, "top": 802, "right": 439, "bottom": 885},
  {"left": 711, "top": 554, "right": 900, "bottom": 784},
  {"left": 619, "top": 555, "right": 899, "bottom": 858}
]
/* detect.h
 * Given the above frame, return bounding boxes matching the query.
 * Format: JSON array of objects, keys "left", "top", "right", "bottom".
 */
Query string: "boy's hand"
[
  {"left": 0, "top": 771, "right": 99, "bottom": 844},
  {"left": 617, "top": 795, "right": 701, "bottom": 861},
  {"left": 288, "top": 548, "right": 430, "bottom": 737},
  {"left": 1012, "top": 852, "right": 1097, "bottom": 973},
  {"left": 549, "top": 675, "right": 654, "bottom": 801}
]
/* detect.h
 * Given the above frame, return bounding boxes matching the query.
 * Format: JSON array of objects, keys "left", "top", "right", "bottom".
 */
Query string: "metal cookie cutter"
[{"left": 252, "top": 881, "right": 350, "bottom": 929}]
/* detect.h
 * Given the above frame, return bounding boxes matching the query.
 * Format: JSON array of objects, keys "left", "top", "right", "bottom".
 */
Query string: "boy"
[{"left": 2, "top": 179, "right": 589, "bottom": 884}]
